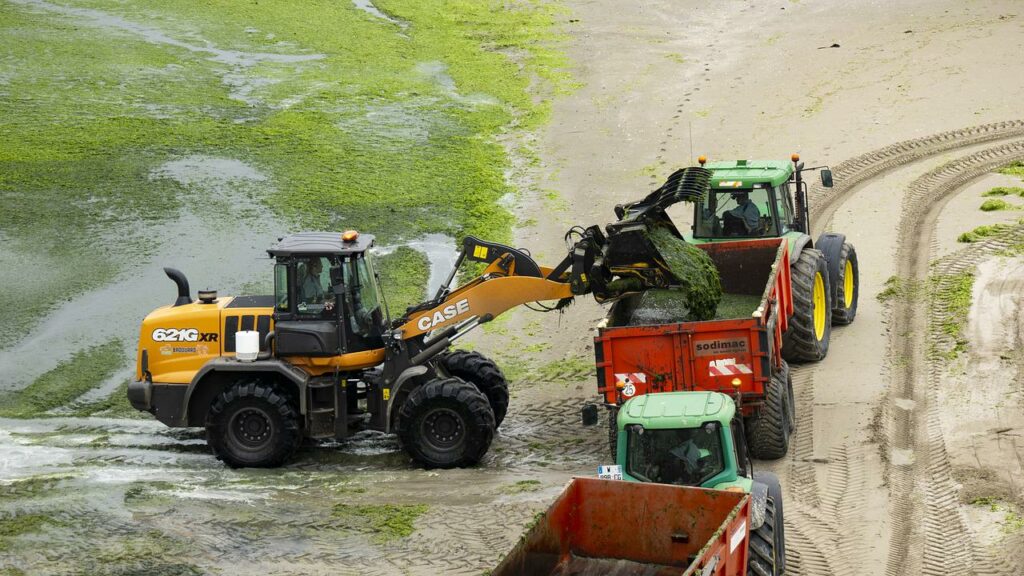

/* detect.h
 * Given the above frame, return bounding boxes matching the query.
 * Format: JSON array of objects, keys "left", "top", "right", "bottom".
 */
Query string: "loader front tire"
[
  {"left": 397, "top": 377, "right": 496, "bottom": 469},
  {"left": 746, "top": 370, "right": 790, "bottom": 460},
  {"left": 782, "top": 248, "right": 832, "bottom": 362},
  {"left": 440, "top": 351, "right": 510, "bottom": 428},
  {"left": 207, "top": 380, "right": 302, "bottom": 469},
  {"left": 832, "top": 242, "right": 859, "bottom": 325}
]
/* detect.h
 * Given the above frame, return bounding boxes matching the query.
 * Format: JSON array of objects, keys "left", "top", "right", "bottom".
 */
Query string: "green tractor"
[
  {"left": 687, "top": 155, "right": 859, "bottom": 361},
  {"left": 598, "top": 391, "right": 787, "bottom": 576}
]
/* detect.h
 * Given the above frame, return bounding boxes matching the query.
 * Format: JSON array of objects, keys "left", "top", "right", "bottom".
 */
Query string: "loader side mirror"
[
  {"left": 581, "top": 403, "right": 599, "bottom": 426},
  {"left": 820, "top": 169, "right": 834, "bottom": 188}
]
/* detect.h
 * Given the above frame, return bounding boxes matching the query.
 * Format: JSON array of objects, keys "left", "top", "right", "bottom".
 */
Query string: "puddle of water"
[
  {"left": 13, "top": 0, "right": 324, "bottom": 107},
  {"left": 415, "top": 61, "right": 500, "bottom": 106},
  {"left": 374, "top": 233, "right": 459, "bottom": 297},
  {"left": 0, "top": 156, "right": 285, "bottom": 392},
  {"left": 352, "top": 0, "right": 409, "bottom": 30}
]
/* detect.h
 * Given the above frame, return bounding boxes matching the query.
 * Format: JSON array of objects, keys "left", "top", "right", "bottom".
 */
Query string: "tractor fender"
[
  {"left": 815, "top": 232, "right": 847, "bottom": 305},
  {"left": 386, "top": 365, "right": 431, "bottom": 431},
  {"left": 184, "top": 358, "right": 309, "bottom": 426},
  {"left": 748, "top": 479, "right": 770, "bottom": 530},
  {"left": 790, "top": 233, "right": 814, "bottom": 263}
]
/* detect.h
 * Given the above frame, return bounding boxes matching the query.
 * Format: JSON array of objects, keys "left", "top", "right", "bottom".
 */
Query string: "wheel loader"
[{"left": 128, "top": 168, "right": 716, "bottom": 469}]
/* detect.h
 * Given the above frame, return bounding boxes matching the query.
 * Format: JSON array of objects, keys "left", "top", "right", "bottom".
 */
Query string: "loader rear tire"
[
  {"left": 397, "top": 377, "right": 496, "bottom": 469},
  {"left": 440, "top": 350, "right": 510, "bottom": 428},
  {"left": 832, "top": 242, "right": 859, "bottom": 325},
  {"left": 782, "top": 248, "right": 832, "bottom": 362},
  {"left": 746, "top": 370, "right": 790, "bottom": 460},
  {"left": 749, "top": 472, "right": 786, "bottom": 576},
  {"left": 207, "top": 380, "right": 302, "bottom": 469}
]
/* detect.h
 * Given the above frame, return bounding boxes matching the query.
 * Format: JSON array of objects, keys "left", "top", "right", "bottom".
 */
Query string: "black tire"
[
  {"left": 832, "top": 242, "right": 859, "bottom": 325},
  {"left": 749, "top": 472, "right": 786, "bottom": 576},
  {"left": 782, "top": 248, "right": 832, "bottom": 362},
  {"left": 206, "top": 380, "right": 302, "bottom": 469},
  {"left": 607, "top": 406, "right": 619, "bottom": 459},
  {"left": 397, "top": 377, "right": 496, "bottom": 469},
  {"left": 440, "top": 350, "right": 510, "bottom": 428},
  {"left": 746, "top": 369, "right": 790, "bottom": 460}
]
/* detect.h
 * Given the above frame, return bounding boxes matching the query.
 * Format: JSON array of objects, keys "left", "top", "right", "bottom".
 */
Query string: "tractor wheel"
[
  {"left": 832, "top": 242, "right": 859, "bottom": 325},
  {"left": 397, "top": 377, "right": 496, "bottom": 469},
  {"left": 782, "top": 248, "right": 832, "bottom": 362},
  {"left": 607, "top": 406, "right": 619, "bottom": 459},
  {"left": 206, "top": 380, "right": 302, "bottom": 469},
  {"left": 440, "top": 350, "right": 510, "bottom": 428},
  {"left": 749, "top": 472, "right": 786, "bottom": 576},
  {"left": 746, "top": 370, "right": 790, "bottom": 460}
]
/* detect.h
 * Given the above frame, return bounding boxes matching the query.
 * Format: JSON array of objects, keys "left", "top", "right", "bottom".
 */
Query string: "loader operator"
[
  {"left": 724, "top": 191, "right": 760, "bottom": 236},
  {"left": 298, "top": 257, "right": 325, "bottom": 305}
]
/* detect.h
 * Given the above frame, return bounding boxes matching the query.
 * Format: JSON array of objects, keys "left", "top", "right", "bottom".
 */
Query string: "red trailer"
[
  {"left": 491, "top": 477, "right": 753, "bottom": 576},
  {"left": 594, "top": 238, "right": 796, "bottom": 459}
]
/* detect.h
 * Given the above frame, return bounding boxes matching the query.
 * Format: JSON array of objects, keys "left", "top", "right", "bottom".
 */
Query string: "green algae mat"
[
  {"left": 0, "top": 0, "right": 572, "bottom": 347},
  {"left": 645, "top": 225, "right": 722, "bottom": 320}
]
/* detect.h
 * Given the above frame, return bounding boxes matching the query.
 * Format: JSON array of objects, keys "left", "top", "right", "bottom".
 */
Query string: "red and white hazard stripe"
[{"left": 708, "top": 363, "right": 753, "bottom": 377}]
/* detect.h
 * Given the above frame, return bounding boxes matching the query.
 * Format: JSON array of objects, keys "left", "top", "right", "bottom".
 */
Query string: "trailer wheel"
[
  {"left": 746, "top": 371, "right": 790, "bottom": 460},
  {"left": 439, "top": 350, "right": 510, "bottom": 427},
  {"left": 607, "top": 406, "right": 619, "bottom": 459},
  {"left": 749, "top": 472, "right": 786, "bottom": 576},
  {"left": 782, "top": 248, "right": 832, "bottom": 362},
  {"left": 207, "top": 380, "right": 302, "bottom": 469},
  {"left": 397, "top": 377, "right": 496, "bottom": 469},
  {"left": 832, "top": 242, "right": 859, "bottom": 325}
]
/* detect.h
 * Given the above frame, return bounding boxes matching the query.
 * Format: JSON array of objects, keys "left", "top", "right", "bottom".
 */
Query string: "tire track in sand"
[
  {"left": 781, "top": 121, "right": 1024, "bottom": 576},
  {"left": 885, "top": 141, "right": 1024, "bottom": 576}
]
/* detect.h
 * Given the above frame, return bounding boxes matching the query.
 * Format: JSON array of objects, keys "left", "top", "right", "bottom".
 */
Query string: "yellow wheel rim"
[
  {"left": 813, "top": 272, "right": 826, "bottom": 340},
  {"left": 844, "top": 260, "right": 854, "bottom": 308}
]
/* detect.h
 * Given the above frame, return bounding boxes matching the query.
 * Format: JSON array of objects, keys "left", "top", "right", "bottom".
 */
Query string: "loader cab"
[
  {"left": 268, "top": 231, "right": 388, "bottom": 356},
  {"left": 616, "top": 392, "right": 752, "bottom": 490}
]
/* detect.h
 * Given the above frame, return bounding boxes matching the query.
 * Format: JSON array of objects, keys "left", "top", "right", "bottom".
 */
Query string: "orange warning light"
[{"left": 342, "top": 230, "right": 359, "bottom": 242}]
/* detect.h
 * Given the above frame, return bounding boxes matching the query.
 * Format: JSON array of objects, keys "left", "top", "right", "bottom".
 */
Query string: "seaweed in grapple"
[{"left": 644, "top": 225, "right": 722, "bottom": 320}]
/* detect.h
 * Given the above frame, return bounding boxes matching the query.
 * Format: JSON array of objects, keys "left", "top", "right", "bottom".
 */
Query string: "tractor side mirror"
[
  {"left": 581, "top": 403, "right": 599, "bottom": 426},
  {"left": 820, "top": 169, "right": 834, "bottom": 188}
]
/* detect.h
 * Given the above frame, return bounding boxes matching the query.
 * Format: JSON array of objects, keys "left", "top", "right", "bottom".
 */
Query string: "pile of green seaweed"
[{"left": 643, "top": 225, "right": 722, "bottom": 320}]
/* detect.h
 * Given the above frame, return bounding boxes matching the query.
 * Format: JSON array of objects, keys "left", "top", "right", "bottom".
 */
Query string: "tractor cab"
[
  {"left": 268, "top": 231, "right": 388, "bottom": 356},
  {"left": 615, "top": 391, "right": 752, "bottom": 491},
  {"left": 690, "top": 157, "right": 833, "bottom": 242}
]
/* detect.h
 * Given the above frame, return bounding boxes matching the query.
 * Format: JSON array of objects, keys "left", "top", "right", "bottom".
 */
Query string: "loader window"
[
  {"left": 626, "top": 422, "right": 725, "bottom": 487},
  {"left": 274, "top": 264, "right": 290, "bottom": 312},
  {"left": 296, "top": 256, "right": 331, "bottom": 315}
]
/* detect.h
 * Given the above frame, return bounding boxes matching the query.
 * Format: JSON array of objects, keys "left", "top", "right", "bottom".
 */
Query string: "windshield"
[
  {"left": 694, "top": 187, "right": 774, "bottom": 237},
  {"left": 344, "top": 254, "right": 383, "bottom": 337},
  {"left": 626, "top": 422, "right": 725, "bottom": 486}
]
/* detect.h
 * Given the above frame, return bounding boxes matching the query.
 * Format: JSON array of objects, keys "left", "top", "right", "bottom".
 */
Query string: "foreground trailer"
[{"left": 491, "top": 477, "right": 763, "bottom": 576}]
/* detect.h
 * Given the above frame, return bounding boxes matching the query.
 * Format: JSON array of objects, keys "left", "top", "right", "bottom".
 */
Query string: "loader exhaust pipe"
[{"left": 164, "top": 268, "right": 192, "bottom": 307}]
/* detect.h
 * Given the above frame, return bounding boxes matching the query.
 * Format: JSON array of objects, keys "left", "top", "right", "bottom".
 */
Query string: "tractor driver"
[
  {"left": 298, "top": 257, "right": 325, "bottom": 305},
  {"left": 724, "top": 191, "right": 760, "bottom": 236}
]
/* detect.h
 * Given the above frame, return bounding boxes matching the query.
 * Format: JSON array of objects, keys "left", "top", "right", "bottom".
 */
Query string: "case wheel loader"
[{"left": 128, "top": 168, "right": 717, "bottom": 469}]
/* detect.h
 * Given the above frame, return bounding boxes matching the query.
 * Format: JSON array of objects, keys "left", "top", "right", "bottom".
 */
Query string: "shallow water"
[
  {"left": 0, "top": 156, "right": 284, "bottom": 391},
  {"left": 375, "top": 232, "right": 459, "bottom": 297},
  {"left": 352, "top": 0, "right": 408, "bottom": 29}
]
